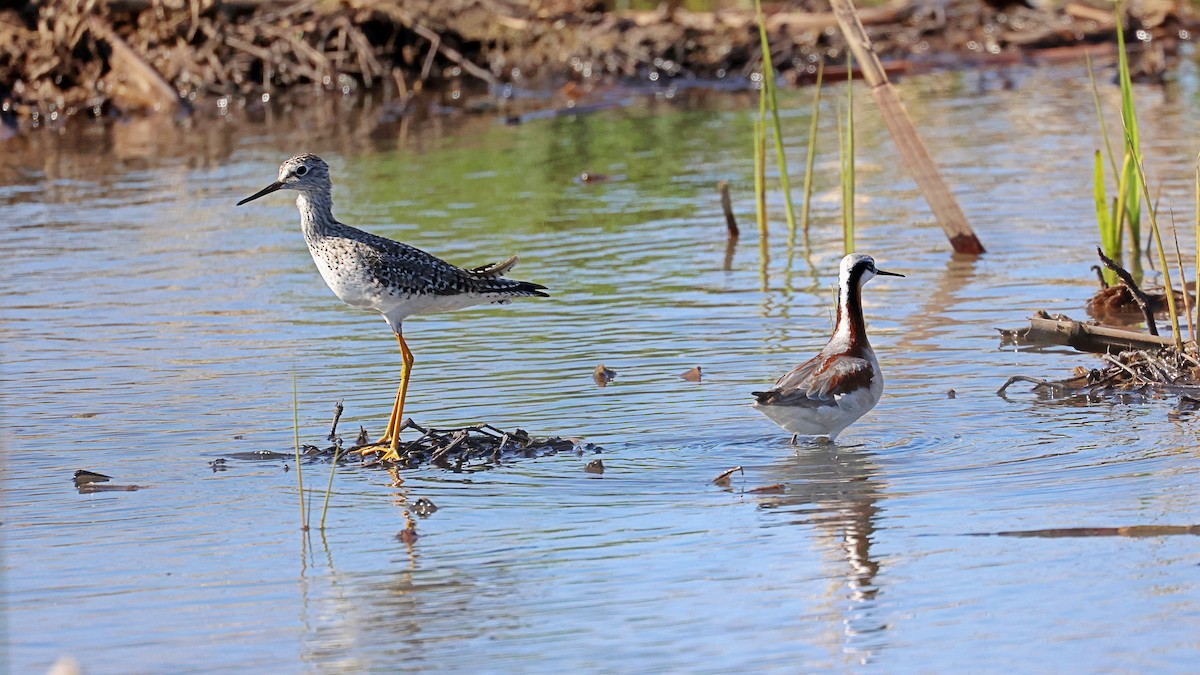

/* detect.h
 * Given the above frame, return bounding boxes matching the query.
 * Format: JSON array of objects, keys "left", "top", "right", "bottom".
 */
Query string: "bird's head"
[
  {"left": 237, "top": 154, "right": 331, "bottom": 205},
  {"left": 840, "top": 253, "right": 903, "bottom": 287}
]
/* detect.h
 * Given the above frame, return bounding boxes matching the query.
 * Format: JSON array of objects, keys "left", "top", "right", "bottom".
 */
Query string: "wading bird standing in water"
[
  {"left": 752, "top": 253, "right": 902, "bottom": 443},
  {"left": 238, "top": 154, "right": 548, "bottom": 460}
]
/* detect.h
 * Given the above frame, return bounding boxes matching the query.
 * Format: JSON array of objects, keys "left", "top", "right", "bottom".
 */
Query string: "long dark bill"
[
  {"left": 875, "top": 269, "right": 905, "bottom": 277},
  {"left": 237, "top": 181, "right": 284, "bottom": 206}
]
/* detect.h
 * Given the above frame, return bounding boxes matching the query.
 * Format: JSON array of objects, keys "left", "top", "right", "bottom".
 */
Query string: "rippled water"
[{"left": 5, "top": 61, "right": 1200, "bottom": 672}]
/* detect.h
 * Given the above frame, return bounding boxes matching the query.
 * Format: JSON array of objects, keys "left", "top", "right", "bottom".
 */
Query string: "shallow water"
[{"left": 5, "top": 60, "right": 1200, "bottom": 672}]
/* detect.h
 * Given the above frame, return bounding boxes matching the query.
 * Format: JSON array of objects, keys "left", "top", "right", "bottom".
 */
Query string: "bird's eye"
[{"left": 295, "top": 165, "right": 309, "bottom": 177}]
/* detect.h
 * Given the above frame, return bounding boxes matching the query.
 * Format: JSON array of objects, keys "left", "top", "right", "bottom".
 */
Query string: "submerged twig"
[
  {"left": 718, "top": 180, "right": 739, "bottom": 241},
  {"left": 328, "top": 399, "right": 344, "bottom": 442}
]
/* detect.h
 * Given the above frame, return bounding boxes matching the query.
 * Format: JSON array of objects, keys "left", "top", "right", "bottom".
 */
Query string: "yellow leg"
[{"left": 370, "top": 334, "right": 414, "bottom": 461}]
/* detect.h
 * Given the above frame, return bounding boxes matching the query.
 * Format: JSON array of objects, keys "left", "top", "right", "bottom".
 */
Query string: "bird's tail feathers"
[{"left": 470, "top": 255, "right": 520, "bottom": 279}]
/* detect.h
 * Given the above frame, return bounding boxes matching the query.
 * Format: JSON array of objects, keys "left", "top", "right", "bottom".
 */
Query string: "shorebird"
[
  {"left": 752, "top": 253, "right": 902, "bottom": 443},
  {"left": 238, "top": 154, "right": 548, "bottom": 460}
]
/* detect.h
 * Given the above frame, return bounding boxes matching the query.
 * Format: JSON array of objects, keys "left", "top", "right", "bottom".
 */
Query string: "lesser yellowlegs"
[
  {"left": 238, "top": 154, "right": 548, "bottom": 460},
  {"left": 752, "top": 253, "right": 902, "bottom": 442}
]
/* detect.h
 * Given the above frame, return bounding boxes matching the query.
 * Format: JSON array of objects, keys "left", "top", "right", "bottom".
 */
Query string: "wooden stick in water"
[{"left": 828, "top": 0, "right": 985, "bottom": 255}]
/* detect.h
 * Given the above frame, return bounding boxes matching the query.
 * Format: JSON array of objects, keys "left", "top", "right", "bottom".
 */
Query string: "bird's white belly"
[{"left": 754, "top": 379, "right": 883, "bottom": 440}]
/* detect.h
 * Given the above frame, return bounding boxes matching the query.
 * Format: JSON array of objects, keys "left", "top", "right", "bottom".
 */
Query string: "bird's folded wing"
[{"left": 753, "top": 355, "right": 874, "bottom": 407}]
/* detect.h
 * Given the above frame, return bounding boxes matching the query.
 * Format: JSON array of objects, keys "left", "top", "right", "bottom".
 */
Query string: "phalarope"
[
  {"left": 752, "top": 253, "right": 902, "bottom": 442},
  {"left": 238, "top": 154, "right": 548, "bottom": 460}
]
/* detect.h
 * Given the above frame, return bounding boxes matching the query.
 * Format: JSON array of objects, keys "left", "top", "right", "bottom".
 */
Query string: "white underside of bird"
[{"left": 752, "top": 346, "right": 883, "bottom": 441}]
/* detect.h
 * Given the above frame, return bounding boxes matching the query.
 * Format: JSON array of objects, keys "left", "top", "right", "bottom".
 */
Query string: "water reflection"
[{"left": 757, "top": 446, "right": 887, "bottom": 664}]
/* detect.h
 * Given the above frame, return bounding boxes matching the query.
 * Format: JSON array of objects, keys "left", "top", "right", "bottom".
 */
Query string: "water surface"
[{"left": 4, "top": 61, "right": 1200, "bottom": 672}]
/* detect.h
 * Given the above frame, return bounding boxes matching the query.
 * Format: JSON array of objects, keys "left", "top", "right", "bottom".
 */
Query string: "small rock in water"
[
  {"left": 680, "top": 366, "right": 702, "bottom": 382},
  {"left": 593, "top": 364, "right": 616, "bottom": 387},
  {"left": 584, "top": 459, "right": 605, "bottom": 474},
  {"left": 412, "top": 497, "right": 438, "bottom": 517}
]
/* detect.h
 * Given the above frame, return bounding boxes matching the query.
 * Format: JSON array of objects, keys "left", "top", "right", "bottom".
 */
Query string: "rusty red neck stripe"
[{"left": 832, "top": 264, "right": 870, "bottom": 357}]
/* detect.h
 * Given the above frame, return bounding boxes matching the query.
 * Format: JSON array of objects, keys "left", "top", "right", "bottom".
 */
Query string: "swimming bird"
[
  {"left": 237, "top": 154, "right": 548, "bottom": 460},
  {"left": 752, "top": 253, "right": 902, "bottom": 443}
]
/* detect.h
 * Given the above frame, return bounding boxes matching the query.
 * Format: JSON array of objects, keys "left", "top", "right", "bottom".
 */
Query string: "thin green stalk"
[
  {"left": 754, "top": 0, "right": 798, "bottom": 235},
  {"left": 1085, "top": 53, "right": 1118, "bottom": 179},
  {"left": 1093, "top": 151, "right": 1116, "bottom": 278},
  {"left": 292, "top": 369, "right": 308, "bottom": 531},
  {"left": 1126, "top": 134, "right": 1181, "bottom": 349},
  {"left": 319, "top": 444, "right": 341, "bottom": 530},
  {"left": 754, "top": 85, "right": 767, "bottom": 241},
  {"left": 843, "top": 53, "right": 855, "bottom": 255},
  {"left": 1169, "top": 220, "right": 1194, "bottom": 345},
  {"left": 1194, "top": 154, "right": 1199, "bottom": 344},
  {"left": 799, "top": 61, "right": 824, "bottom": 235},
  {"left": 1115, "top": 4, "right": 1143, "bottom": 256}
]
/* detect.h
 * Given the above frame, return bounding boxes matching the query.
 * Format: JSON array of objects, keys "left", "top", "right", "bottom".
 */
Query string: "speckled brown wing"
[
  {"left": 752, "top": 354, "right": 875, "bottom": 407},
  {"left": 348, "top": 228, "right": 546, "bottom": 298}
]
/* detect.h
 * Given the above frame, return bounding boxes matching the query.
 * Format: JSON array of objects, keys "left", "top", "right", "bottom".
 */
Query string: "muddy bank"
[{"left": 0, "top": 0, "right": 1194, "bottom": 127}]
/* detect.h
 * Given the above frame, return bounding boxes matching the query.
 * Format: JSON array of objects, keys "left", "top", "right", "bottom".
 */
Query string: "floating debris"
[
  {"left": 711, "top": 466, "right": 743, "bottom": 487},
  {"left": 73, "top": 470, "right": 111, "bottom": 486},
  {"left": 999, "top": 311, "right": 1177, "bottom": 354},
  {"left": 576, "top": 172, "right": 609, "bottom": 184},
  {"left": 411, "top": 497, "right": 438, "bottom": 517},
  {"left": 351, "top": 419, "right": 596, "bottom": 471},
  {"left": 997, "top": 348, "right": 1200, "bottom": 399},
  {"left": 584, "top": 459, "right": 605, "bottom": 474},
  {"left": 679, "top": 366, "right": 702, "bottom": 382},
  {"left": 593, "top": 364, "right": 616, "bottom": 387},
  {"left": 747, "top": 483, "right": 786, "bottom": 494}
]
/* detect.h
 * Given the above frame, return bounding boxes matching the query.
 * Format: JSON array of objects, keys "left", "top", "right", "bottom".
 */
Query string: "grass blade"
[
  {"left": 754, "top": 0, "right": 798, "bottom": 236},
  {"left": 1126, "top": 129, "right": 1181, "bottom": 349},
  {"left": 1115, "top": 4, "right": 1142, "bottom": 255},
  {"left": 799, "top": 61, "right": 824, "bottom": 236},
  {"left": 843, "top": 53, "right": 855, "bottom": 255},
  {"left": 292, "top": 368, "right": 308, "bottom": 531}
]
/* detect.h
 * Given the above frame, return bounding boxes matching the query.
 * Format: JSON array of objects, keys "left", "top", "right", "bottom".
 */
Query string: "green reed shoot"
[
  {"left": 754, "top": 83, "right": 768, "bottom": 241},
  {"left": 1086, "top": 7, "right": 1144, "bottom": 283},
  {"left": 292, "top": 369, "right": 309, "bottom": 531},
  {"left": 799, "top": 61, "right": 825, "bottom": 236},
  {"left": 841, "top": 53, "right": 855, "bottom": 255},
  {"left": 1190, "top": 154, "right": 1200, "bottom": 338},
  {"left": 754, "top": 0, "right": 798, "bottom": 236},
  {"left": 1115, "top": 7, "right": 1143, "bottom": 256}
]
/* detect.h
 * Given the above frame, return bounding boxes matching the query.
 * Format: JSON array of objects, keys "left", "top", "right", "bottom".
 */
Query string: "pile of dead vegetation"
[{"left": 1, "top": 0, "right": 1193, "bottom": 124}]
